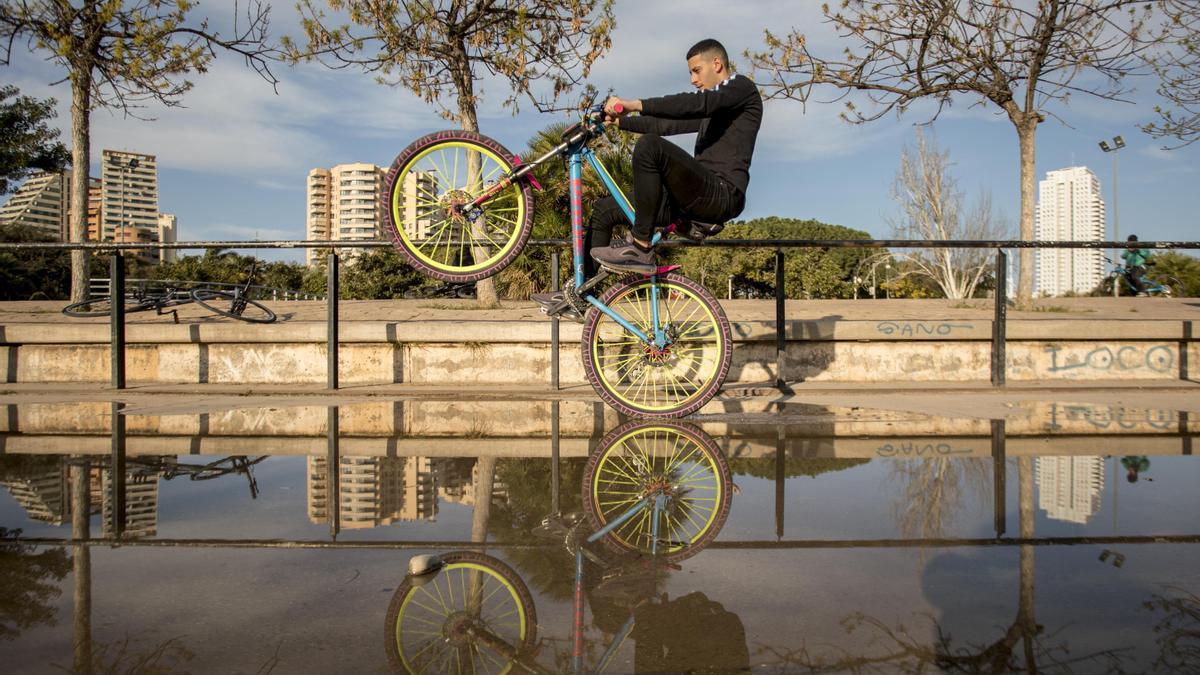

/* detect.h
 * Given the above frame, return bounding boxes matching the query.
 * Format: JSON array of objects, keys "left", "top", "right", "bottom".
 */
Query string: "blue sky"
[{"left": 5, "top": 0, "right": 1198, "bottom": 263}]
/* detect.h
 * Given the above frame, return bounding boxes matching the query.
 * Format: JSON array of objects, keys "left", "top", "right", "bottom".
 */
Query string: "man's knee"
[{"left": 633, "top": 134, "right": 668, "bottom": 164}]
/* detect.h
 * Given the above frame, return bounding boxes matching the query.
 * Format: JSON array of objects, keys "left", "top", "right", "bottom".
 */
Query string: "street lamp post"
[
  {"left": 117, "top": 156, "right": 140, "bottom": 246},
  {"left": 1098, "top": 136, "right": 1125, "bottom": 297}
]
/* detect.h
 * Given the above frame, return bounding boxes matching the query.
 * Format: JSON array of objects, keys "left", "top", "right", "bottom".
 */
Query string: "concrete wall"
[{"left": 1, "top": 319, "right": 1196, "bottom": 385}]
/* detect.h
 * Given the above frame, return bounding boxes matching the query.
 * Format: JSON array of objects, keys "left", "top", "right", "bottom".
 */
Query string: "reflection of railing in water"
[
  {"left": 5, "top": 402, "right": 1198, "bottom": 541},
  {"left": 16, "top": 409, "right": 1200, "bottom": 549}
]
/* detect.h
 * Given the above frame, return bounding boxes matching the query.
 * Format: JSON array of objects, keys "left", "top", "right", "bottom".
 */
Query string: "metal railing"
[{"left": 1, "top": 237, "right": 1197, "bottom": 391}]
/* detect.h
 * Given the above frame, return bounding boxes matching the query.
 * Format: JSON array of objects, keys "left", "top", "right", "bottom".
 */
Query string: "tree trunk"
[
  {"left": 1016, "top": 124, "right": 1037, "bottom": 305},
  {"left": 69, "top": 72, "right": 93, "bottom": 303},
  {"left": 452, "top": 59, "right": 500, "bottom": 308},
  {"left": 71, "top": 460, "right": 92, "bottom": 674}
]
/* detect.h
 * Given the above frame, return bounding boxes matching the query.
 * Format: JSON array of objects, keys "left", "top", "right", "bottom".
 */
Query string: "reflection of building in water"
[
  {"left": 1, "top": 458, "right": 166, "bottom": 535},
  {"left": 0, "top": 462, "right": 69, "bottom": 525},
  {"left": 307, "top": 456, "right": 437, "bottom": 528},
  {"left": 1036, "top": 456, "right": 1105, "bottom": 524},
  {"left": 438, "top": 459, "right": 507, "bottom": 507},
  {"left": 100, "top": 461, "right": 166, "bottom": 538}
]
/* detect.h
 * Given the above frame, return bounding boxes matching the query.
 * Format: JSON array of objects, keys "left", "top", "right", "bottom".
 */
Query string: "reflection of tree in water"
[
  {"left": 487, "top": 458, "right": 587, "bottom": 599},
  {"left": 891, "top": 458, "right": 991, "bottom": 541},
  {"left": 757, "top": 459, "right": 1133, "bottom": 672},
  {"left": 728, "top": 456, "right": 868, "bottom": 479},
  {"left": 1144, "top": 585, "right": 1200, "bottom": 671},
  {"left": 68, "top": 635, "right": 195, "bottom": 674},
  {"left": 0, "top": 528, "right": 70, "bottom": 641}
]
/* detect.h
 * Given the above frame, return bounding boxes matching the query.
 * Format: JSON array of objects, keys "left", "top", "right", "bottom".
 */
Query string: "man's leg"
[
  {"left": 1130, "top": 266, "right": 1149, "bottom": 294},
  {"left": 585, "top": 196, "right": 629, "bottom": 277},
  {"left": 593, "top": 135, "right": 739, "bottom": 273}
]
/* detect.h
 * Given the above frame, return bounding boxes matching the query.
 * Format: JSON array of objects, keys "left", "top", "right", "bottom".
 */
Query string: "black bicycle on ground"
[{"left": 62, "top": 264, "right": 277, "bottom": 323}]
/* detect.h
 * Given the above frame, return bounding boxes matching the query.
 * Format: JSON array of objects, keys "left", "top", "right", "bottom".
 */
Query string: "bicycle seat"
[{"left": 675, "top": 219, "right": 725, "bottom": 243}]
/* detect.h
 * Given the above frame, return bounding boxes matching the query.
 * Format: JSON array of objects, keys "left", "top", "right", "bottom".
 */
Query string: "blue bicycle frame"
[{"left": 558, "top": 116, "right": 672, "bottom": 350}]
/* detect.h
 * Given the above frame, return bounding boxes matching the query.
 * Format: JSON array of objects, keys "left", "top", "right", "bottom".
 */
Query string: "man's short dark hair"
[{"left": 687, "top": 39, "right": 729, "bottom": 66}]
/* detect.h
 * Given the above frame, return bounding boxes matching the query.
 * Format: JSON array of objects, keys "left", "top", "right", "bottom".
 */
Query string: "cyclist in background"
[{"left": 1121, "top": 234, "right": 1152, "bottom": 296}]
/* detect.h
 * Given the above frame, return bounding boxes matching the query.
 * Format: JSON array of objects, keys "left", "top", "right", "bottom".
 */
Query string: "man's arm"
[
  {"left": 638, "top": 76, "right": 756, "bottom": 119},
  {"left": 618, "top": 115, "right": 703, "bottom": 136}
]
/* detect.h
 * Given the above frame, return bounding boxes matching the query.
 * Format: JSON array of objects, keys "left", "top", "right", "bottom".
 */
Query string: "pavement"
[{"left": 3, "top": 296, "right": 1199, "bottom": 324}]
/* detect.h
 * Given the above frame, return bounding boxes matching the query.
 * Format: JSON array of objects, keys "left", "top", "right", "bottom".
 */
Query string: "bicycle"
[
  {"left": 383, "top": 107, "right": 732, "bottom": 417},
  {"left": 383, "top": 420, "right": 732, "bottom": 673},
  {"left": 62, "top": 264, "right": 277, "bottom": 323},
  {"left": 188, "top": 262, "right": 278, "bottom": 323},
  {"left": 1104, "top": 257, "right": 1182, "bottom": 297}
]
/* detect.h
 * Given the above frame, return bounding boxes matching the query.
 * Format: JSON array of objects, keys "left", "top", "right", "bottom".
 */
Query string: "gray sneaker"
[
  {"left": 591, "top": 238, "right": 656, "bottom": 274},
  {"left": 531, "top": 291, "right": 583, "bottom": 322}
]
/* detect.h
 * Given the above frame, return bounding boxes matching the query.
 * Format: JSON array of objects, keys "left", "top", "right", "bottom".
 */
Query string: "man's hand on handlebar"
[{"left": 604, "top": 96, "right": 640, "bottom": 121}]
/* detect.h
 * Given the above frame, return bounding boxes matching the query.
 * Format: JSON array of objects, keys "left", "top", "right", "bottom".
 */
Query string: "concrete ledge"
[{"left": 2, "top": 298, "right": 1197, "bottom": 385}]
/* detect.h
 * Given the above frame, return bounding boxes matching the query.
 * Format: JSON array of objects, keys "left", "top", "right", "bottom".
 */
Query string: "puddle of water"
[{"left": 2, "top": 401, "right": 1198, "bottom": 672}]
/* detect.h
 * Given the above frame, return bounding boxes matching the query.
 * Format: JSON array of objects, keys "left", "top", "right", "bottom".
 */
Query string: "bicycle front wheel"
[
  {"left": 385, "top": 551, "right": 538, "bottom": 674},
  {"left": 582, "top": 420, "right": 732, "bottom": 562},
  {"left": 582, "top": 272, "right": 732, "bottom": 417},
  {"left": 383, "top": 130, "right": 534, "bottom": 283},
  {"left": 62, "top": 296, "right": 149, "bottom": 317},
  {"left": 190, "top": 289, "right": 276, "bottom": 323}
]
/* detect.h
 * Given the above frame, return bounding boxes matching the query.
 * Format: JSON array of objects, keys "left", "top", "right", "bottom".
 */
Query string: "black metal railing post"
[
  {"left": 775, "top": 249, "right": 791, "bottom": 393},
  {"left": 991, "top": 419, "right": 1007, "bottom": 537},
  {"left": 328, "top": 405, "right": 340, "bottom": 538},
  {"left": 551, "top": 400, "right": 561, "bottom": 515},
  {"left": 110, "top": 252, "right": 126, "bottom": 389},
  {"left": 991, "top": 249, "right": 1008, "bottom": 387},
  {"left": 327, "top": 252, "right": 339, "bottom": 390},
  {"left": 550, "top": 250, "right": 560, "bottom": 390},
  {"left": 775, "top": 425, "right": 786, "bottom": 540},
  {"left": 109, "top": 401, "right": 126, "bottom": 539}
]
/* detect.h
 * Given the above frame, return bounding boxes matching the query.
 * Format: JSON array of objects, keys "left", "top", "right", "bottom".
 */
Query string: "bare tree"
[
  {"left": 0, "top": 0, "right": 277, "bottom": 302},
  {"left": 1143, "top": 1, "right": 1200, "bottom": 147},
  {"left": 749, "top": 1, "right": 1162, "bottom": 305},
  {"left": 887, "top": 130, "right": 1010, "bottom": 299},
  {"left": 286, "top": 0, "right": 616, "bottom": 307}
]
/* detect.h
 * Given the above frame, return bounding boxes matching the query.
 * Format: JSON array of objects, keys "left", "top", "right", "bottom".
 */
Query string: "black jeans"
[
  {"left": 1128, "top": 265, "right": 1148, "bottom": 293},
  {"left": 586, "top": 134, "right": 743, "bottom": 274}
]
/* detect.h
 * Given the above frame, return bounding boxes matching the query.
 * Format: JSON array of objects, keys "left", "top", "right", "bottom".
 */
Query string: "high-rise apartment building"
[
  {"left": 0, "top": 170, "right": 71, "bottom": 239},
  {"left": 101, "top": 150, "right": 159, "bottom": 244},
  {"left": 305, "top": 163, "right": 387, "bottom": 266},
  {"left": 158, "top": 213, "right": 178, "bottom": 264},
  {"left": 307, "top": 456, "right": 437, "bottom": 528},
  {"left": 1034, "top": 166, "right": 1106, "bottom": 296},
  {"left": 1036, "top": 455, "right": 1105, "bottom": 524}
]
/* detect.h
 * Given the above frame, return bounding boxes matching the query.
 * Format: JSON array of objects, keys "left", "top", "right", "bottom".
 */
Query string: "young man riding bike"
[
  {"left": 534, "top": 38, "right": 762, "bottom": 318},
  {"left": 1122, "top": 234, "right": 1153, "bottom": 296}
]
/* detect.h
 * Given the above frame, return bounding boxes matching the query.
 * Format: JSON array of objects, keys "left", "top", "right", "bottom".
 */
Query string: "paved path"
[{"left": 3, "top": 296, "right": 1198, "bottom": 324}]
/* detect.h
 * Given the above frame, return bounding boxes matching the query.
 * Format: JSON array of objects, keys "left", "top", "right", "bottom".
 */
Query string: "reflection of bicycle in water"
[
  {"left": 384, "top": 421, "right": 736, "bottom": 673},
  {"left": 128, "top": 456, "right": 268, "bottom": 499}
]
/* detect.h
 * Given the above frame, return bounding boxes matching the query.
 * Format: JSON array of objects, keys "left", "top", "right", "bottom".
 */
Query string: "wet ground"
[{"left": 1, "top": 399, "right": 1198, "bottom": 673}]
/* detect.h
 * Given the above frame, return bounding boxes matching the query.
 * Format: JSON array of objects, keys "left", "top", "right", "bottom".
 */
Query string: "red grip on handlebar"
[{"left": 612, "top": 103, "right": 625, "bottom": 114}]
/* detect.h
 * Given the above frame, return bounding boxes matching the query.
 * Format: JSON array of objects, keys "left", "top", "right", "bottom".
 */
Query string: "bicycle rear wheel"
[
  {"left": 581, "top": 272, "right": 732, "bottom": 417},
  {"left": 190, "top": 289, "right": 276, "bottom": 323},
  {"left": 582, "top": 420, "right": 732, "bottom": 562},
  {"left": 385, "top": 551, "right": 537, "bottom": 674},
  {"left": 1156, "top": 275, "right": 1185, "bottom": 297},
  {"left": 62, "top": 296, "right": 150, "bottom": 317},
  {"left": 383, "top": 130, "right": 534, "bottom": 283}
]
